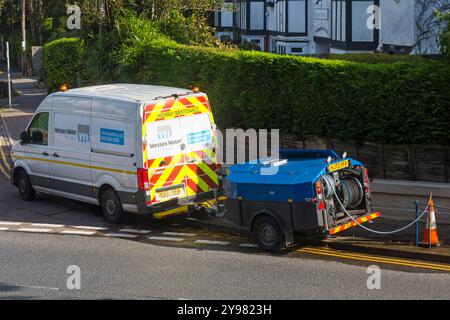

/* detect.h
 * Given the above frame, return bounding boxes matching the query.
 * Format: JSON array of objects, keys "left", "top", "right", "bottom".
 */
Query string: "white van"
[{"left": 10, "top": 84, "right": 220, "bottom": 223}]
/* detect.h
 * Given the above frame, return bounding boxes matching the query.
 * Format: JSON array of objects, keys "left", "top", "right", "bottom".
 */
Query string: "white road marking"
[
  {"left": 148, "top": 236, "right": 185, "bottom": 242},
  {"left": 163, "top": 232, "right": 197, "bottom": 237},
  {"left": 105, "top": 233, "right": 139, "bottom": 239},
  {"left": 17, "top": 228, "right": 52, "bottom": 233},
  {"left": 0, "top": 227, "right": 9, "bottom": 231},
  {"left": 0, "top": 221, "right": 22, "bottom": 226},
  {"left": 239, "top": 243, "right": 259, "bottom": 248},
  {"left": 186, "top": 217, "right": 198, "bottom": 221},
  {"left": 32, "top": 223, "right": 65, "bottom": 228},
  {"left": 61, "top": 230, "right": 97, "bottom": 236},
  {"left": 71, "top": 225, "right": 108, "bottom": 231},
  {"left": 118, "top": 228, "right": 152, "bottom": 234},
  {"left": 194, "top": 240, "right": 230, "bottom": 246},
  {"left": 13, "top": 284, "right": 59, "bottom": 291},
  {"left": 24, "top": 285, "right": 59, "bottom": 291}
]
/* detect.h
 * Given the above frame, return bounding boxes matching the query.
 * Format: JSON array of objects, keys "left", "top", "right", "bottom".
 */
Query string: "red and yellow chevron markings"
[
  {"left": 185, "top": 150, "right": 219, "bottom": 193},
  {"left": 328, "top": 212, "right": 381, "bottom": 235},
  {"left": 143, "top": 95, "right": 210, "bottom": 124},
  {"left": 149, "top": 154, "right": 186, "bottom": 203},
  {"left": 141, "top": 94, "right": 219, "bottom": 205}
]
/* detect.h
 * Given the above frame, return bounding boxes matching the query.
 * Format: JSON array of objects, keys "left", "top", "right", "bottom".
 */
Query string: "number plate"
[
  {"left": 328, "top": 160, "right": 350, "bottom": 173},
  {"left": 156, "top": 187, "right": 185, "bottom": 200}
]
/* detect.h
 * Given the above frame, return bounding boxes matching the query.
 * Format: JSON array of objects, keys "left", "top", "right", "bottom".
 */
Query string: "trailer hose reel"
[
  {"left": 339, "top": 177, "right": 364, "bottom": 209},
  {"left": 322, "top": 174, "right": 364, "bottom": 210}
]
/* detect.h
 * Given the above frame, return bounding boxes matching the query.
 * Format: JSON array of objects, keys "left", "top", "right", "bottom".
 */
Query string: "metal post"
[
  {"left": 21, "top": 0, "right": 27, "bottom": 76},
  {"left": 6, "top": 42, "right": 12, "bottom": 109},
  {"left": 415, "top": 200, "right": 419, "bottom": 246}
]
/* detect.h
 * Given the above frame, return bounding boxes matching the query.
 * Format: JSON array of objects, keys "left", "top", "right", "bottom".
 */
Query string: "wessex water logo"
[
  {"left": 54, "top": 124, "right": 90, "bottom": 143},
  {"left": 157, "top": 125, "right": 173, "bottom": 140},
  {"left": 77, "top": 124, "right": 90, "bottom": 143}
]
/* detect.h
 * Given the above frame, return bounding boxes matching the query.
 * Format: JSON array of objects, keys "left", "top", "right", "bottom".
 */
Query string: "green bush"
[
  {"left": 159, "top": 9, "right": 218, "bottom": 47},
  {"left": 42, "top": 37, "right": 86, "bottom": 92},
  {"left": 324, "top": 53, "right": 435, "bottom": 64},
  {"left": 43, "top": 31, "right": 450, "bottom": 145}
]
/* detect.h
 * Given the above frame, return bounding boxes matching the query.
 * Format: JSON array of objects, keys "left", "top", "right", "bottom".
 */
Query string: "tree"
[
  {"left": 28, "top": 0, "right": 47, "bottom": 45},
  {"left": 437, "top": 11, "right": 450, "bottom": 60},
  {"left": 0, "top": 0, "right": 225, "bottom": 55},
  {"left": 414, "top": 0, "right": 450, "bottom": 54}
]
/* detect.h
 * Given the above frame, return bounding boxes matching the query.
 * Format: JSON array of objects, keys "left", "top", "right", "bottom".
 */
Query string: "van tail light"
[{"left": 137, "top": 168, "right": 149, "bottom": 191}]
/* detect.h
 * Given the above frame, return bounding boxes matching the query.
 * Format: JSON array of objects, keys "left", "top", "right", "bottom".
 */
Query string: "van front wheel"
[
  {"left": 17, "top": 170, "right": 35, "bottom": 201},
  {"left": 101, "top": 188, "right": 125, "bottom": 224}
]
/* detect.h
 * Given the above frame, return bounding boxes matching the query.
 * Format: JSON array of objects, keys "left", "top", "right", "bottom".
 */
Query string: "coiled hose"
[{"left": 322, "top": 174, "right": 364, "bottom": 210}]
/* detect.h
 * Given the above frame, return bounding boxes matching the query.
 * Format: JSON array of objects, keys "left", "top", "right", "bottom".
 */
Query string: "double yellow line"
[
  {"left": 0, "top": 117, "right": 11, "bottom": 180},
  {"left": 297, "top": 246, "right": 450, "bottom": 272}
]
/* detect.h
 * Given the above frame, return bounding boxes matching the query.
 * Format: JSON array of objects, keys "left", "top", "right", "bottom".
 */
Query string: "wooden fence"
[{"left": 281, "top": 135, "right": 450, "bottom": 183}]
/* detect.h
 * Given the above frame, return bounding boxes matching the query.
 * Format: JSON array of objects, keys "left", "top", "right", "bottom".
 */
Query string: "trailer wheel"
[
  {"left": 17, "top": 170, "right": 35, "bottom": 201},
  {"left": 254, "top": 216, "right": 283, "bottom": 252},
  {"left": 100, "top": 188, "right": 125, "bottom": 224}
]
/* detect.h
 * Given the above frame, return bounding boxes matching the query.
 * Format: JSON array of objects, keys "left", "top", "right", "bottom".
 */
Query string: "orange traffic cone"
[{"left": 420, "top": 194, "right": 441, "bottom": 248}]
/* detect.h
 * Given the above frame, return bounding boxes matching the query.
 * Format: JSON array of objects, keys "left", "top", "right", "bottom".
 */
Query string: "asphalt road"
[{"left": 1, "top": 231, "right": 450, "bottom": 300}]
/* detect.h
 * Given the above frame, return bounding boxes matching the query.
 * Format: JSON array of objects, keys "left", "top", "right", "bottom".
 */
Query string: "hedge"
[
  {"left": 42, "top": 37, "right": 450, "bottom": 145},
  {"left": 42, "top": 37, "right": 86, "bottom": 92},
  {"left": 324, "top": 53, "right": 434, "bottom": 64}
]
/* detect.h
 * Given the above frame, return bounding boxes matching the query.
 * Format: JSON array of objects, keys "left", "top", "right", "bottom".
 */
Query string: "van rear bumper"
[{"left": 132, "top": 190, "right": 216, "bottom": 216}]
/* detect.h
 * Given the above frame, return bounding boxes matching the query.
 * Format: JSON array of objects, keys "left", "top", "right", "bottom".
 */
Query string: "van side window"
[{"left": 28, "top": 112, "right": 49, "bottom": 145}]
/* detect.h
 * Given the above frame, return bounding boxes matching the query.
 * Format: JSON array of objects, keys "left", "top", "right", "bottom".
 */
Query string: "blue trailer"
[{"left": 222, "top": 149, "right": 381, "bottom": 251}]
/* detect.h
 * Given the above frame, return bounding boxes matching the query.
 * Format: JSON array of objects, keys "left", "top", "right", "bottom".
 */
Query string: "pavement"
[
  {"left": 0, "top": 64, "right": 449, "bottom": 299},
  {"left": 0, "top": 66, "right": 45, "bottom": 145}
]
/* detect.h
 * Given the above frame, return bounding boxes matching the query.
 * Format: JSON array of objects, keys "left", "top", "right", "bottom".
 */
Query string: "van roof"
[{"left": 60, "top": 84, "right": 195, "bottom": 103}]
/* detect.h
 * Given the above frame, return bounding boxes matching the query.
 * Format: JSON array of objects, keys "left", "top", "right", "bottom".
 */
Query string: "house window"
[
  {"left": 291, "top": 47, "right": 303, "bottom": 53},
  {"left": 277, "top": 45, "right": 286, "bottom": 54}
]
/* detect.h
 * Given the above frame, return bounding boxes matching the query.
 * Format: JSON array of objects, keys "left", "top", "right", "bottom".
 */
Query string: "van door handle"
[
  {"left": 42, "top": 151, "right": 49, "bottom": 156},
  {"left": 53, "top": 153, "right": 59, "bottom": 158}
]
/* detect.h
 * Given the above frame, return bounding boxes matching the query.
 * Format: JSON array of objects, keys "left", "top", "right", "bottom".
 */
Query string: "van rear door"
[{"left": 142, "top": 94, "right": 219, "bottom": 205}]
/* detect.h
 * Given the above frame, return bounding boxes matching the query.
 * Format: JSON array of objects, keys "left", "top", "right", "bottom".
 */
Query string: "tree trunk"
[{"left": 28, "top": 0, "right": 37, "bottom": 44}]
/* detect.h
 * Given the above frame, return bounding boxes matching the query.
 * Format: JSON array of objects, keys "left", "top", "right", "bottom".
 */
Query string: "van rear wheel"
[
  {"left": 101, "top": 188, "right": 125, "bottom": 224},
  {"left": 17, "top": 170, "right": 35, "bottom": 201}
]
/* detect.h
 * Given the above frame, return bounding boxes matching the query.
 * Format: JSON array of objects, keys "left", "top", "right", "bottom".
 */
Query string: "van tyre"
[
  {"left": 101, "top": 188, "right": 125, "bottom": 223},
  {"left": 254, "top": 216, "right": 284, "bottom": 252},
  {"left": 17, "top": 170, "right": 35, "bottom": 201}
]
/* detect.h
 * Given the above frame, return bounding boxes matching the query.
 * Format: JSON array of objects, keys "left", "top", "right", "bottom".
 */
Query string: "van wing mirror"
[{"left": 20, "top": 131, "right": 31, "bottom": 144}]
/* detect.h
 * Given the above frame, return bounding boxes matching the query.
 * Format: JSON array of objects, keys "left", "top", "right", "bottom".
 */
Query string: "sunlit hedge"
[
  {"left": 42, "top": 37, "right": 86, "bottom": 92},
  {"left": 42, "top": 35, "right": 450, "bottom": 145}
]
